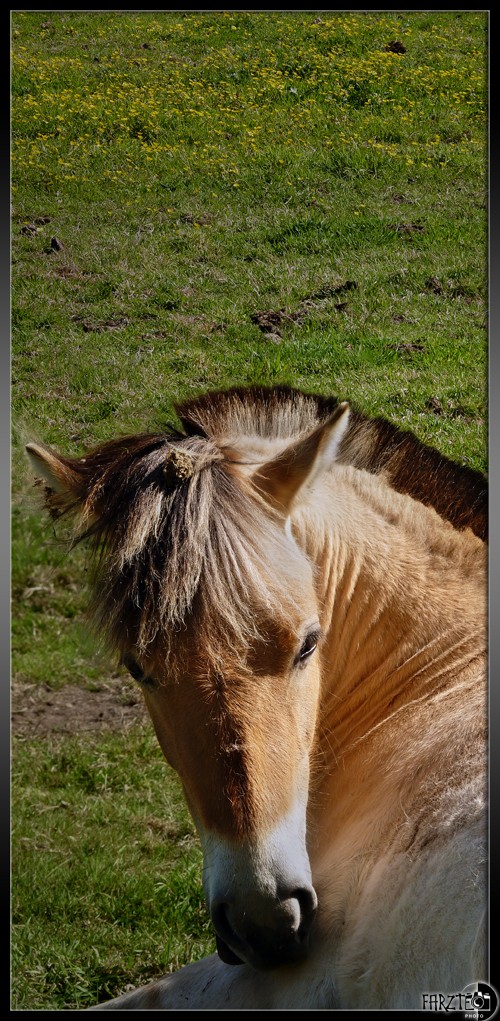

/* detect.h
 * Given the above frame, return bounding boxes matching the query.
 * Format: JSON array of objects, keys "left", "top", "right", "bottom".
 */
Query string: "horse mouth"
[
  {"left": 215, "top": 925, "right": 312, "bottom": 971},
  {"left": 215, "top": 933, "right": 245, "bottom": 966}
]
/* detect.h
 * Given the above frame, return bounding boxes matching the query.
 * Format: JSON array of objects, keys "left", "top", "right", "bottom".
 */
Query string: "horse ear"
[
  {"left": 253, "top": 402, "right": 350, "bottom": 516},
  {"left": 26, "top": 442, "right": 85, "bottom": 505}
]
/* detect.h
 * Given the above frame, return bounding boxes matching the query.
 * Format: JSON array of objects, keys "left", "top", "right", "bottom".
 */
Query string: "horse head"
[{"left": 26, "top": 403, "right": 350, "bottom": 970}]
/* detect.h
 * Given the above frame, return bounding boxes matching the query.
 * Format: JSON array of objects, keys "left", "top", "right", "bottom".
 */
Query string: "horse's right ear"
[
  {"left": 24, "top": 441, "right": 83, "bottom": 500},
  {"left": 252, "top": 402, "right": 350, "bottom": 518}
]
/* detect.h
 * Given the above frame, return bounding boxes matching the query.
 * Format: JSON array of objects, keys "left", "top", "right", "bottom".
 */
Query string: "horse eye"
[
  {"left": 297, "top": 630, "right": 320, "bottom": 665},
  {"left": 122, "top": 654, "right": 156, "bottom": 687}
]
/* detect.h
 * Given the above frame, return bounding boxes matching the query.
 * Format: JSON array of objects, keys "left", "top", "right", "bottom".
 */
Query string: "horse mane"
[
  {"left": 177, "top": 386, "right": 487, "bottom": 542},
  {"left": 48, "top": 385, "right": 487, "bottom": 666}
]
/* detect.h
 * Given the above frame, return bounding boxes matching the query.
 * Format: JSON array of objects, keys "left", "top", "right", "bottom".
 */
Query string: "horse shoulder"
[
  {"left": 310, "top": 673, "right": 486, "bottom": 1008},
  {"left": 332, "top": 819, "right": 486, "bottom": 1009}
]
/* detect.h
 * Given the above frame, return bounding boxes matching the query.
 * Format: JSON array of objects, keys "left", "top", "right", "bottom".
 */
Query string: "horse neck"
[{"left": 293, "top": 466, "right": 486, "bottom": 756}]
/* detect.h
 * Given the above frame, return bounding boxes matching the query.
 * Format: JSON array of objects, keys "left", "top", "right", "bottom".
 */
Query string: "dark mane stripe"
[
  {"left": 341, "top": 412, "right": 487, "bottom": 542},
  {"left": 176, "top": 386, "right": 487, "bottom": 542}
]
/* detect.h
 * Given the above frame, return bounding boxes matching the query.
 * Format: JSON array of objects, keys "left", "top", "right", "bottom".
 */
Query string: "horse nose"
[{"left": 211, "top": 885, "right": 318, "bottom": 970}]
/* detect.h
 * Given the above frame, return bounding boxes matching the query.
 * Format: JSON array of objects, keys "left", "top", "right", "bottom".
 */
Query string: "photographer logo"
[{"left": 422, "top": 982, "right": 498, "bottom": 1018}]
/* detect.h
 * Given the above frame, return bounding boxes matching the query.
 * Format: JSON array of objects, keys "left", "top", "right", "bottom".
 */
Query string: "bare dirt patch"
[{"left": 11, "top": 677, "right": 148, "bottom": 739}]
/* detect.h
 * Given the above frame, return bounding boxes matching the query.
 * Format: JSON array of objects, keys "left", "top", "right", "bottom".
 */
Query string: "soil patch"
[{"left": 11, "top": 677, "right": 148, "bottom": 739}]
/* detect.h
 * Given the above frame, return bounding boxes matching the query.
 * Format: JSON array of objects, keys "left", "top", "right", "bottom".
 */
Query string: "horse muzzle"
[{"left": 211, "top": 884, "right": 318, "bottom": 970}]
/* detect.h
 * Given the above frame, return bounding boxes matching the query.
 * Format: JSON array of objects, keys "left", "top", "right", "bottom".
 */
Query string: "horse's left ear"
[
  {"left": 25, "top": 442, "right": 88, "bottom": 521},
  {"left": 26, "top": 442, "right": 82, "bottom": 494},
  {"left": 253, "top": 402, "right": 350, "bottom": 517}
]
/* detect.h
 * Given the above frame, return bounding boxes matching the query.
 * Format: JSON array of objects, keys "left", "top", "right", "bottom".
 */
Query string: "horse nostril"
[
  {"left": 293, "top": 884, "right": 318, "bottom": 931},
  {"left": 279, "top": 884, "right": 318, "bottom": 938}
]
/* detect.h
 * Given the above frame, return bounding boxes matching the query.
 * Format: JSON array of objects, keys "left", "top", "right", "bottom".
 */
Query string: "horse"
[{"left": 26, "top": 385, "right": 488, "bottom": 1010}]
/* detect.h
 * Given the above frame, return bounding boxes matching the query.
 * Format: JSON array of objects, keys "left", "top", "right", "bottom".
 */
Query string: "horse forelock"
[{"left": 63, "top": 430, "right": 309, "bottom": 669}]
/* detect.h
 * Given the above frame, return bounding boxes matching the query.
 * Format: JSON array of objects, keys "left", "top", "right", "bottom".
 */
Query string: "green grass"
[
  {"left": 12, "top": 728, "right": 212, "bottom": 1010},
  {"left": 11, "top": 9, "right": 488, "bottom": 1010}
]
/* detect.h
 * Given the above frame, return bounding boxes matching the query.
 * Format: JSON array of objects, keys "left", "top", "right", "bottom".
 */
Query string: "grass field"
[{"left": 11, "top": 10, "right": 488, "bottom": 1010}]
